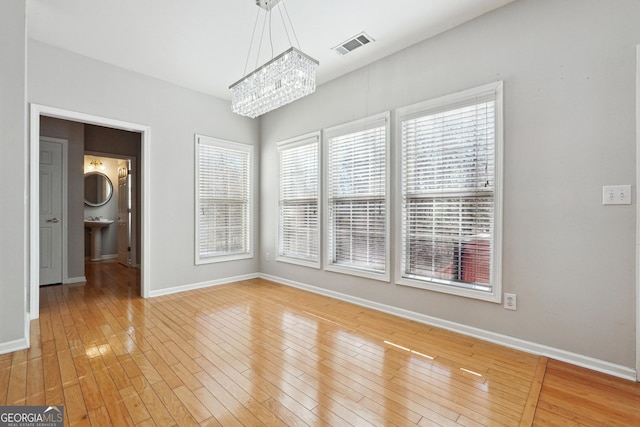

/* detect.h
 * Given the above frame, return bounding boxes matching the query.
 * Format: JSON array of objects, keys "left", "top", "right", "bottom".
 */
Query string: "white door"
[
  {"left": 117, "top": 160, "right": 132, "bottom": 266},
  {"left": 39, "top": 140, "right": 63, "bottom": 285}
]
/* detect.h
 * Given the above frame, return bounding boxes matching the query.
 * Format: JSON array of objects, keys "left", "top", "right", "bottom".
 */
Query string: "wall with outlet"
[
  {"left": 504, "top": 293, "right": 517, "bottom": 311},
  {"left": 5, "top": 0, "right": 637, "bottom": 379},
  {"left": 260, "top": 0, "right": 640, "bottom": 372}
]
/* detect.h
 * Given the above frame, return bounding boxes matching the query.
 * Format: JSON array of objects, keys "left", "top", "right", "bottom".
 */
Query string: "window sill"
[
  {"left": 325, "top": 263, "right": 390, "bottom": 282},
  {"left": 396, "top": 276, "right": 500, "bottom": 303},
  {"left": 276, "top": 256, "right": 321, "bottom": 269},
  {"left": 196, "top": 252, "right": 253, "bottom": 265}
]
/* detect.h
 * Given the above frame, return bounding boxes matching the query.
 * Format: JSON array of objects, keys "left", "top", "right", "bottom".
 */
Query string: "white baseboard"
[
  {"left": 64, "top": 276, "right": 86, "bottom": 284},
  {"left": 149, "top": 273, "right": 260, "bottom": 298},
  {"left": 260, "top": 273, "right": 637, "bottom": 381},
  {"left": 0, "top": 336, "right": 28, "bottom": 355},
  {"left": 10, "top": 268, "right": 634, "bottom": 380}
]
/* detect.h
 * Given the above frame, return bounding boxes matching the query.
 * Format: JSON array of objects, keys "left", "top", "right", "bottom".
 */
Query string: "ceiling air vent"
[{"left": 333, "top": 32, "right": 374, "bottom": 56}]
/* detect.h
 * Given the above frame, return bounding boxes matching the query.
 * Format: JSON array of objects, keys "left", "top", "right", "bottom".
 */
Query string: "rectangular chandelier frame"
[{"left": 229, "top": 47, "right": 319, "bottom": 119}]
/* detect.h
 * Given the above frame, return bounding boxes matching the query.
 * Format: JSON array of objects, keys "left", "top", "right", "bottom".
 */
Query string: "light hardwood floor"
[{"left": 0, "top": 262, "right": 638, "bottom": 426}]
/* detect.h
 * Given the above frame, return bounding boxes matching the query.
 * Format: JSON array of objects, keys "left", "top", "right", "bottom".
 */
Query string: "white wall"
[
  {"left": 28, "top": 40, "right": 260, "bottom": 296},
  {"left": 0, "top": 1, "right": 27, "bottom": 348},
  {"left": 260, "top": 0, "right": 640, "bottom": 369}
]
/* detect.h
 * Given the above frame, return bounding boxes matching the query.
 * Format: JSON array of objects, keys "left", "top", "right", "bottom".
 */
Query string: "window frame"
[
  {"left": 276, "top": 131, "right": 322, "bottom": 268},
  {"left": 323, "top": 112, "right": 391, "bottom": 281},
  {"left": 195, "top": 134, "right": 254, "bottom": 265},
  {"left": 394, "top": 82, "right": 504, "bottom": 302}
]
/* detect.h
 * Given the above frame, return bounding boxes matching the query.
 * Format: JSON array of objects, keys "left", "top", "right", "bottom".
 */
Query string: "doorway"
[
  {"left": 29, "top": 104, "right": 151, "bottom": 320},
  {"left": 117, "top": 157, "right": 135, "bottom": 267},
  {"left": 83, "top": 152, "right": 138, "bottom": 268}
]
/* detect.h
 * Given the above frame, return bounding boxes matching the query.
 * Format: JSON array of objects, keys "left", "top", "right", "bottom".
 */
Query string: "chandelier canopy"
[{"left": 230, "top": 0, "right": 319, "bottom": 119}]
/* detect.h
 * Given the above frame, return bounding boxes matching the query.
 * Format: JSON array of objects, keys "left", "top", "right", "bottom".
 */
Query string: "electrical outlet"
[
  {"left": 265, "top": 251, "right": 270, "bottom": 262},
  {"left": 602, "top": 185, "right": 631, "bottom": 205},
  {"left": 504, "top": 293, "right": 517, "bottom": 311}
]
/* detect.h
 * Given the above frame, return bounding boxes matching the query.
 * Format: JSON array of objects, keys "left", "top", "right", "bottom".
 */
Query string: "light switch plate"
[{"left": 602, "top": 185, "right": 631, "bottom": 205}]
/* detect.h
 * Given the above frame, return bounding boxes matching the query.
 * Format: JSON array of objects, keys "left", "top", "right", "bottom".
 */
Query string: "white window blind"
[
  {"left": 278, "top": 134, "right": 320, "bottom": 266},
  {"left": 196, "top": 136, "right": 252, "bottom": 264},
  {"left": 400, "top": 84, "right": 501, "bottom": 295},
  {"left": 326, "top": 115, "right": 389, "bottom": 277}
]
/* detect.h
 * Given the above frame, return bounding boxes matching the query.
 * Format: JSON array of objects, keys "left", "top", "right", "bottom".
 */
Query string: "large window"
[
  {"left": 277, "top": 132, "right": 320, "bottom": 267},
  {"left": 195, "top": 135, "right": 253, "bottom": 264},
  {"left": 397, "top": 82, "right": 503, "bottom": 301},
  {"left": 325, "top": 113, "right": 390, "bottom": 280}
]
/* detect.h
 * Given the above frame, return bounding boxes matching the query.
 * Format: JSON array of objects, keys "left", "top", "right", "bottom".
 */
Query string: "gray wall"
[
  {"left": 0, "top": 1, "right": 27, "bottom": 345},
  {"left": 28, "top": 40, "right": 260, "bottom": 295},
  {"left": 3, "top": 0, "right": 638, "bottom": 374},
  {"left": 260, "top": 0, "right": 640, "bottom": 368},
  {"left": 40, "top": 116, "right": 85, "bottom": 280}
]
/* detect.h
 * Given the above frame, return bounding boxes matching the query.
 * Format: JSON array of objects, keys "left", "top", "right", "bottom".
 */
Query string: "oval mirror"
[{"left": 84, "top": 171, "right": 113, "bottom": 207}]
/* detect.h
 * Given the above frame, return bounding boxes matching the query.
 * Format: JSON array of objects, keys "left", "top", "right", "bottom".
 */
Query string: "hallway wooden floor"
[{"left": 0, "top": 262, "right": 639, "bottom": 426}]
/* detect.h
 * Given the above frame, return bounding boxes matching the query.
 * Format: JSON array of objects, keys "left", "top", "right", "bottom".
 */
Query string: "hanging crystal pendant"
[{"left": 230, "top": 47, "right": 318, "bottom": 119}]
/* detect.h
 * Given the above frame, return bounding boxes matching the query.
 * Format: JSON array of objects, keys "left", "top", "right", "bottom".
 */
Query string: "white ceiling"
[{"left": 27, "top": 0, "right": 515, "bottom": 101}]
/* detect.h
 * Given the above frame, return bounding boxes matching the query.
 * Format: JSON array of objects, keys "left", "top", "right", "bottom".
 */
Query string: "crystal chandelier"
[{"left": 230, "top": 0, "right": 319, "bottom": 119}]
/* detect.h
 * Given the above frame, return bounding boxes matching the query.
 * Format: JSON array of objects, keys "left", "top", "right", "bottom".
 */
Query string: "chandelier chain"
[
  {"left": 255, "top": 10, "right": 269, "bottom": 70},
  {"left": 269, "top": 9, "right": 274, "bottom": 60},
  {"left": 281, "top": 0, "right": 301, "bottom": 51},
  {"left": 243, "top": 7, "right": 262, "bottom": 76},
  {"left": 277, "top": 4, "right": 293, "bottom": 48}
]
